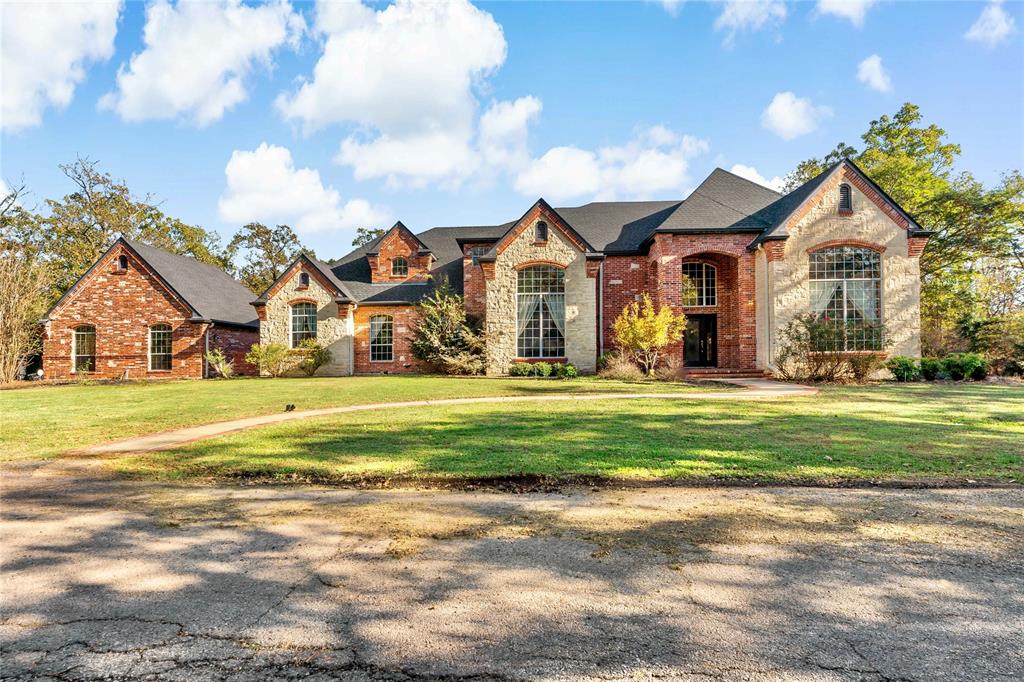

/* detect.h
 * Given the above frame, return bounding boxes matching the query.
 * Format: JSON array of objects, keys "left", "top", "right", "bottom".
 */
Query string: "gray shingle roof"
[
  {"left": 122, "top": 239, "right": 258, "bottom": 327},
  {"left": 657, "top": 168, "right": 781, "bottom": 232}
]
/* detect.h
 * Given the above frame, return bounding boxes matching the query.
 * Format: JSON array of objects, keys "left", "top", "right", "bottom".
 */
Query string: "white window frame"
[
  {"left": 289, "top": 302, "right": 318, "bottom": 348},
  {"left": 681, "top": 262, "right": 717, "bottom": 307},
  {"left": 516, "top": 265, "right": 566, "bottom": 359},
  {"left": 148, "top": 324, "right": 173, "bottom": 371},
  {"left": 391, "top": 257, "right": 408, "bottom": 277},
  {"left": 808, "top": 246, "right": 884, "bottom": 351},
  {"left": 369, "top": 315, "right": 394, "bottom": 362}
]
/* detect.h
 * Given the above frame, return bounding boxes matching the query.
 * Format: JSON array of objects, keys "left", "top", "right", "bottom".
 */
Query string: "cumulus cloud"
[
  {"left": 857, "top": 54, "right": 892, "bottom": 92},
  {"left": 965, "top": 0, "right": 1016, "bottom": 47},
  {"left": 100, "top": 0, "right": 303, "bottom": 127},
  {"left": 218, "top": 143, "right": 390, "bottom": 235},
  {"left": 760, "top": 91, "right": 833, "bottom": 140},
  {"left": 515, "top": 126, "right": 710, "bottom": 203},
  {"left": 1, "top": 1, "right": 120, "bottom": 132},
  {"left": 659, "top": 0, "right": 685, "bottom": 17},
  {"left": 714, "top": 0, "right": 786, "bottom": 47},
  {"left": 729, "top": 164, "right": 784, "bottom": 192},
  {"left": 816, "top": 0, "right": 876, "bottom": 27}
]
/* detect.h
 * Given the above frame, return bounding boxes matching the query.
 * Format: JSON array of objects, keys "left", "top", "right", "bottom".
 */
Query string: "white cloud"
[
  {"left": 729, "top": 164, "right": 785, "bottom": 192},
  {"left": 659, "top": 0, "right": 685, "bottom": 17},
  {"left": 515, "top": 126, "right": 710, "bottom": 203},
  {"left": 857, "top": 54, "right": 892, "bottom": 92},
  {"left": 218, "top": 143, "right": 390, "bottom": 235},
  {"left": 478, "top": 96, "right": 544, "bottom": 172},
  {"left": 816, "top": 0, "right": 876, "bottom": 27},
  {"left": 714, "top": 0, "right": 786, "bottom": 47},
  {"left": 1, "top": 1, "right": 120, "bottom": 132},
  {"left": 100, "top": 0, "right": 303, "bottom": 127},
  {"left": 760, "top": 91, "right": 833, "bottom": 140},
  {"left": 965, "top": 0, "right": 1016, "bottom": 47}
]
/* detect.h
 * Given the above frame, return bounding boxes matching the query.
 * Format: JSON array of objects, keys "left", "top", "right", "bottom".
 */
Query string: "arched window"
[
  {"left": 290, "top": 302, "right": 317, "bottom": 348},
  {"left": 298, "top": 272, "right": 310, "bottom": 287},
  {"left": 516, "top": 265, "right": 565, "bottom": 358},
  {"left": 369, "top": 315, "right": 394, "bottom": 362},
  {"left": 72, "top": 325, "right": 96, "bottom": 373},
  {"left": 681, "top": 262, "right": 717, "bottom": 307},
  {"left": 838, "top": 184, "right": 853, "bottom": 213},
  {"left": 391, "top": 257, "right": 408, "bottom": 277},
  {"left": 149, "top": 324, "right": 172, "bottom": 371},
  {"left": 117, "top": 255, "right": 128, "bottom": 270},
  {"left": 809, "top": 246, "right": 882, "bottom": 350},
  {"left": 535, "top": 221, "right": 549, "bottom": 242}
]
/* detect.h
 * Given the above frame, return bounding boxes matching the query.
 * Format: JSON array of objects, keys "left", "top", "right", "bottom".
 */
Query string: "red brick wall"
[
  {"left": 370, "top": 229, "right": 432, "bottom": 283},
  {"left": 601, "top": 255, "right": 649, "bottom": 354},
  {"left": 207, "top": 325, "right": 259, "bottom": 376},
  {"left": 352, "top": 305, "right": 424, "bottom": 374},
  {"left": 42, "top": 245, "right": 208, "bottom": 379},
  {"left": 462, "top": 243, "right": 491, "bottom": 320}
]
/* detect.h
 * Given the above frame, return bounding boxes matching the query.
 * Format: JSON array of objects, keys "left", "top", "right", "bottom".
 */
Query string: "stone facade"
[
  {"left": 42, "top": 244, "right": 257, "bottom": 380},
  {"left": 258, "top": 262, "right": 353, "bottom": 376},
  {"left": 765, "top": 167, "right": 922, "bottom": 364},
  {"left": 484, "top": 211, "right": 597, "bottom": 375}
]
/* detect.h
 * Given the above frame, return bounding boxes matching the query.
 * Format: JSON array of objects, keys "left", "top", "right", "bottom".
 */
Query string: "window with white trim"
[
  {"left": 149, "top": 324, "right": 172, "bottom": 371},
  {"left": 73, "top": 325, "right": 96, "bottom": 373},
  {"left": 369, "top": 315, "right": 394, "bottom": 362},
  {"left": 809, "top": 246, "right": 882, "bottom": 350},
  {"left": 290, "top": 302, "right": 317, "bottom": 348},
  {"left": 391, "top": 257, "right": 408, "bottom": 277},
  {"left": 681, "top": 262, "right": 717, "bottom": 307},
  {"left": 516, "top": 265, "right": 565, "bottom": 358}
]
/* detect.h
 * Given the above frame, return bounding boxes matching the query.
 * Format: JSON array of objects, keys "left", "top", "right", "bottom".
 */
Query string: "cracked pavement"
[{"left": 1, "top": 462, "right": 1022, "bottom": 681}]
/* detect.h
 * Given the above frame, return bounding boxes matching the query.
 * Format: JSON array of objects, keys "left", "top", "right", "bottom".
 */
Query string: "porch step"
[{"left": 682, "top": 368, "right": 771, "bottom": 379}]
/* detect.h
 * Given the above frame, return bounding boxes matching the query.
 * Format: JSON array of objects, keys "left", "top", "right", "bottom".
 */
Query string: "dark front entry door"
[{"left": 684, "top": 314, "right": 717, "bottom": 367}]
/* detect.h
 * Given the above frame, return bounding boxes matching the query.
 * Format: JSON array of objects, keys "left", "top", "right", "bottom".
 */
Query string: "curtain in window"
[
  {"left": 810, "top": 281, "right": 841, "bottom": 315},
  {"left": 845, "top": 280, "right": 878, "bottom": 321},
  {"left": 544, "top": 295, "right": 565, "bottom": 336},
  {"left": 517, "top": 294, "right": 540, "bottom": 337}
]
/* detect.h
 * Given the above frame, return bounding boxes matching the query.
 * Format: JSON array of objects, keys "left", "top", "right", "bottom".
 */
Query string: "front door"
[{"left": 684, "top": 314, "right": 717, "bottom": 367}]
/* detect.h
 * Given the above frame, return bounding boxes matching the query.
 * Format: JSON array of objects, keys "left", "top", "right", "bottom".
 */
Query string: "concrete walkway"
[{"left": 83, "top": 378, "right": 816, "bottom": 455}]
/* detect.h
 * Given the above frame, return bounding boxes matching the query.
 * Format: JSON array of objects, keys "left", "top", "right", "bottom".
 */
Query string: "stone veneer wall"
[
  {"left": 260, "top": 265, "right": 353, "bottom": 376},
  {"left": 767, "top": 170, "right": 922, "bottom": 364},
  {"left": 485, "top": 218, "right": 597, "bottom": 374}
]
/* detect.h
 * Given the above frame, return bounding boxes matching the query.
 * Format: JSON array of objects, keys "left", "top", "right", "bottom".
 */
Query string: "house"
[
  {"left": 255, "top": 159, "right": 930, "bottom": 376},
  {"left": 41, "top": 238, "right": 259, "bottom": 379}
]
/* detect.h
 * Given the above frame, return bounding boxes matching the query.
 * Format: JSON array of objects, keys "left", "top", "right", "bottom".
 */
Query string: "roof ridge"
[{"left": 708, "top": 166, "right": 784, "bottom": 196}]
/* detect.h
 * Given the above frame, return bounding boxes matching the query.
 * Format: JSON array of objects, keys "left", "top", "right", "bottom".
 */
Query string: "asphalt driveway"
[{"left": 2, "top": 462, "right": 1022, "bottom": 681}]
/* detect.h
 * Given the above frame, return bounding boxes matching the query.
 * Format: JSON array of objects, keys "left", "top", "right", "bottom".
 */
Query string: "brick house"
[
  {"left": 42, "top": 238, "right": 259, "bottom": 380},
  {"left": 256, "top": 159, "right": 930, "bottom": 376}
]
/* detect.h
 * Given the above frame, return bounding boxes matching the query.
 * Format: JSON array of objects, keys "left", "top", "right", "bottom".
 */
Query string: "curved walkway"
[{"left": 82, "top": 378, "right": 816, "bottom": 455}]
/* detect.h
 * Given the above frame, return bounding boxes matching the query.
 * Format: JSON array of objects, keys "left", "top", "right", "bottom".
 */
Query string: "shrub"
[
  {"left": 653, "top": 356, "right": 687, "bottom": 382},
  {"left": 885, "top": 356, "right": 920, "bottom": 382},
  {"left": 942, "top": 352, "right": 988, "bottom": 381},
  {"left": 847, "top": 353, "right": 886, "bottom": 382},
  {"left": 509, "top": 362, "right": 533, "bottom": 377},
  {"left": 296, "top": 338, "right": 331, "bottom": 377},
  {"left": 775, "top": 314, "right": 888, "bottom": 383},
  {"left": 553, "top": 362, "right": 579, "bottom": 379},
  {"left": 612, "top": 293, "right": 687, "bottom": 375},
  {"left": 245, "top": 342, "right": 291, "bottom": 377},
  {"left": 920, "top": 357, "right": 943, "bottom": 381},
  {"left": 963, "top": 312, "right": 1024, "bottom": 376},
  {"left": 597, "top": 351, "right": 618, "bottom": 371},
  {"left": 204, "top": 348, "right": 235, "bottom": 379},
  {"left": 531, "top": 361, "right": 553, "bottom": 377},
  {"left": 598, "top": 354, "right": 645, "bottom": 381},
  {"left": 411, "top": 279, "right": 486, "bottom": 375}
]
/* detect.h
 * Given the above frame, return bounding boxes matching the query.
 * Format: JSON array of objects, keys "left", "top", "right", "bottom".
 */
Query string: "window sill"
[
  {"left": 369, "top": 359, "right": 395, "bottom": 363},
  {"left": 838, "top": 210, "right": 854, "bottom": 216},
  {"left": 514, "top": 357, "right": 567, "bottom": 363},
  {"left": 532, "top": 241, "right": 548, "bottom": 247}
]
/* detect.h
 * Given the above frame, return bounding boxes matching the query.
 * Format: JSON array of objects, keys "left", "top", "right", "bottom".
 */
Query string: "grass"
[
  {"left": 0, "top": 375, "right": 711, "bottom": 461},
  {"left": 113, "top": 383, "right": 1024, "bottom": 485}
]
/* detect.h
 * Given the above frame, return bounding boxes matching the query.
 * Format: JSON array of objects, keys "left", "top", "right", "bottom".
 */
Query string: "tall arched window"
[
  {"left": 290, "top": 302, "right": 317, "bottom": 348},
  {"left": 391, "top": 257, "right": 408, "bottom": 277},
  {"left": 517, "top": 265, "right": 565, "bottom": 358},
  {"left": 681, "top": 262, "right": 717, "bottom": 307},
  {"left": 149, "top": 324, "right": 172, "bottom": 371},
  {"left": 809, "top": 246, "right": 882, "bottom": 350},
  {"left": 838, "top": 184, "right": 853, "bottom": 213},
  {"left": 72, "top": 325, "right": 96, "bottom": 373},
  {"left": 369, "top": 315, "right": 394, "bottom": 362}
]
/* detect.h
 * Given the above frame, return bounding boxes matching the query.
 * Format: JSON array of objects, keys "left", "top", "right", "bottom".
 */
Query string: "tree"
[
  {"left": 352, "top": 226, "right": 387, "bottom": 247},
  {"left": 225, "top": 222, "right": 309, "bottom": 294},
  {"left": 39, "top": 157, "right": 226, "bottom": 297},
  {"left": 611, "top": 293, "right": 687, "bottom": 375},
  {"left": 411, "top": 279, "right": 486, "bottom": 375}
]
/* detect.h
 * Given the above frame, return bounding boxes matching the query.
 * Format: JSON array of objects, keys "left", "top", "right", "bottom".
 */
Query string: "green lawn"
[
  {"left": 0, "top": 376, "right": 709, "bottom": 461},
  {"left": 114, "top": 383, "right": 1024, "bottom": 485}
]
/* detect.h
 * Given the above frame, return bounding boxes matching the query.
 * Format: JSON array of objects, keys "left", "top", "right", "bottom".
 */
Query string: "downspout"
[
  {"left": 349, "top": 303, "right": 357, "bottom": 376},
  {"left": 597, "top": 261, "right": 604, "bottom": 358},
  {"left": 756, "top": 244, "right": 773, "bottom": 369},
  {"left": 204, "top": 326, "right": 210, "bottom": 378}
]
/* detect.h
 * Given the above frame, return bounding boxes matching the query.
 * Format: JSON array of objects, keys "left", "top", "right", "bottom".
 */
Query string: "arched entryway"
[{"left": 677, "top": 252, "right": 745, "bottom": 369}]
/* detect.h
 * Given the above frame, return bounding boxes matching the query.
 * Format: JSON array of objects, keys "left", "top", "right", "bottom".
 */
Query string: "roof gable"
[
  {"left": 255, "top": 252, "right": 354, "bottom": 304},
  {"left": 366, "top": 221, "right": 432, "bottom": 256},
  {"left": 491, "top": 198, "right": 595, "bottom": 257}
]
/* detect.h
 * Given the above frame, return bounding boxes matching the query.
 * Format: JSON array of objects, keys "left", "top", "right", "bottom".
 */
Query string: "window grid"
[
  {"left": 809, "top": 247, "right": 882, "bottom": 351},
  {"left": 535, "top": 221, "right": 548, "bottom": 242},
  {"left": 298, "top": 272, "right": 310, "bottom": 287},
  {"left": 681, "top": 262, "right": 717, "bottom": 307},
  {"left": 149, "top": 324, "right": 172, "bottom": 371},
  {"left": 290, "top": 302, "right": 317, "bottom": 348},
  {"left": 391, "top": 257, "right": 408, "bottom": 277},
  {"left": 370, "top": 315, "right": 394, "bottom": 362},
  {"left": 469, "top": 246, "right": 489, "bottom": 266},
  {"left": 516, "top": 266, "right": 565, "bottom": 358},
  {"left": 839, "top": 184, "right": 853, "bottom": 212},
  {"left": 73, "top": 326, "right": 96, "bottom": 373}
]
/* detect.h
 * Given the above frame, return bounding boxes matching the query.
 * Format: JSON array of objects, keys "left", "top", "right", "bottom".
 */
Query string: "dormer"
[{"left": 366, "top": 221, "right": 434, "bottom": 283}]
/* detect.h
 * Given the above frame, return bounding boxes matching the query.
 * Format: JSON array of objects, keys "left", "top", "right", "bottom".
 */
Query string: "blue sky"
[{"left": 2, "top": 0, "right": 1022, "bottom": 259}]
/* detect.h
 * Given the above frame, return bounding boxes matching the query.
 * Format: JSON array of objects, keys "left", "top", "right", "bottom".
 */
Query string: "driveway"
[{"left": 2, "top": 462, "right": 1022, "bottom": 681}]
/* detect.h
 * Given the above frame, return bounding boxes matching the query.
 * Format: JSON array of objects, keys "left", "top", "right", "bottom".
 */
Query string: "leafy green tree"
[
  {"left": 611, "top": 293, "right": 687, "bottom": 375},
  {"left": 411, "top": 279, "right": 486, "bottom": 375},
  {"left": 352, "top": 226, "right": 387, "bottom": 247},
  {"left": 225, "top": 222, "right": 309, "bottom": 294}
]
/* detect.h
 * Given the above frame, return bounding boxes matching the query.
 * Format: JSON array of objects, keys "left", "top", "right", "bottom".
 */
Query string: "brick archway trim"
[
  {"left": 806, "top": 239, "right": 886, "bottom": 254},
  {"left": 513, "top": 259, "right": 569, "bottom": 271}
]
